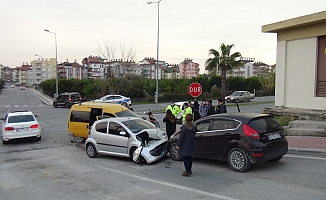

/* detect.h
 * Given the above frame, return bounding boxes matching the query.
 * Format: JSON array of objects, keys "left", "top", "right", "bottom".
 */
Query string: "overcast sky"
[{"left": 0, "top": 0, "right": 325, "bottom": 72}]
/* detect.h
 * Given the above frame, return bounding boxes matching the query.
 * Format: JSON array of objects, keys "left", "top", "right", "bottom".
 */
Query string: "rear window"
[
  {"left": 71, "top": 94, "right": 81, "bottom": 99},
  {"left": 70, "top": 110, "right": 89, "bottom": 123},
  {"left": 115, "top": 109, "right": 140, "bottom": 118},
  {"left": 248, "top": 117, "right": 283, "bottom": 133},
  {"left": 8, "top": 115, "right": 35, "bottom": 123}
]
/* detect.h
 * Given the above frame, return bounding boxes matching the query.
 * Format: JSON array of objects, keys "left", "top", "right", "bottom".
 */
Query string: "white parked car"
[
  {"left": 174, "top": 101, "right": 194, "bottom": 124},
  {"left": 93, "top": 95, "right": 131, "bottom": 107},
  {"left": 1, "top": 111, "right": 41, "bottom": 144},
  {"left": 85, "top": 117, "right": 168, "bottom": 164}
]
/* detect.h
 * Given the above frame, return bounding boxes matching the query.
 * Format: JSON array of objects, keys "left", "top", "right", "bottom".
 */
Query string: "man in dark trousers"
[
  {"left": 207, "top": 100, "right": 215, "bottom": 116},
  {"left": 215, "top": 98, "right": 227, "bottom": 114}
]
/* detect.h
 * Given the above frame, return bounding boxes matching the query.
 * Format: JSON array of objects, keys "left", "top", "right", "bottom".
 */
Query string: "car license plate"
[
  {"left": 16, "top": 128, "right": 28, "bottom": 132},
  {"left": 268, "top": 132, "right": 281, "bottom": 140}
]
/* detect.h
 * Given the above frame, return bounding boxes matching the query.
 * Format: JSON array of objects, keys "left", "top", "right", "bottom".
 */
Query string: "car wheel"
[
  {"left": 86, "top": 143, "right": 97, "bottom": 158},
  {"left": 37, "top": 136, "right": 41, "bottom": 141},
  {"left": 122, "top": 102, "right": 127, "bottom": 107},
  {"left": 235, "top": 99, "right": 239, "bottom": 103},
  {"left": 53, "top": 103, "right": 58, "bottom": 108},
  {"left": 74, "top": 136, "right": 85, "bottom": 143},
  {"left": 130, "top": 147, "right": 145, "bottom": 164},
  {"left": 169, "top": 143, "right": 182, "bottom": 161},
  {"left": 3, "top": 140, "right": 8, "bottom": 144},
  {"left": 228, "top": 148, "right": 251, "bottom": 172},
  {"left": 269, "top": 156, "right": 283, "bottom": 162}
]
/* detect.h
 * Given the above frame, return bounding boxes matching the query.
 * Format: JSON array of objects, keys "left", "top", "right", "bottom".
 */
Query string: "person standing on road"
[
  {"left": 193, "top": 101, "right": 200, "bottom": 121},
  {"left": 182, "top": 102, "right": 192, "bottom": 124},
  {"left": 165, "top": 100, "right": 181, "bottom": 118},
  {"left": 163, "top": 109, "right": 176, "bottom": 140},
  {"left": 207, "top": 100, "right": 215, "bottom": 116},
  {"left": 176, "top": 114, "right": 197, "bottom": 177},
  {"left": 215, "top": 98, "right": 227, "bottom": 114},
  {"left": 199, "top": 99, "right": 208, "bottom": 118}
]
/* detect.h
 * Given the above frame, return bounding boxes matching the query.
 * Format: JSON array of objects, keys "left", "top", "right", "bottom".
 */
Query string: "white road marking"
[
  {"left": 0, "top": 171, "right": 23, "bottom": 189},
  {"left": 285, "top": 154, "right": 326, "bottom": 160},
  {"left": 95, "top": 165, "right": 239, "bottom": 200}
]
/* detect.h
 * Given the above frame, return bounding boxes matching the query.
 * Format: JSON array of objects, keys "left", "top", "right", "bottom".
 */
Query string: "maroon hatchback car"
[{"left": 169, "top": 113, "right": 288, "bottom": 172}]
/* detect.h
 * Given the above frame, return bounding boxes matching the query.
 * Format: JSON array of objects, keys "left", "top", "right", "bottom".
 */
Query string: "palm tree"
[{"left": 205, "top": 43, "right": 242, "bottom": 100}]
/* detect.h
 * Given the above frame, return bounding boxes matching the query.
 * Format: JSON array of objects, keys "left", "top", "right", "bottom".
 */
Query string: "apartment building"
[
  {"left": 30, "top": 58, "right": 56, "bottom": 83},
  {"left": 162, "top": 64, "right": 180, "bottom": 79},
  {"left": 178, "top": 58, "right": 200, "bottom": 79},
  {"left": 58, "top": 60, "right": 84, "bottom": 79},
  {"left": 82, "top": 56, "right": 107, "bottom": 79}
]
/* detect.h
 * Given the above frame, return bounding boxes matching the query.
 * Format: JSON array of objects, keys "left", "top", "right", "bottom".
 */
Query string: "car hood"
[{"left": 136, "top": 129, "right": 165, "bottom": 140}]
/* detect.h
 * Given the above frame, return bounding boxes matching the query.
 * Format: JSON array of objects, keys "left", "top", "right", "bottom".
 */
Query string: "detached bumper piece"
[{"left": 150, "top": 141, "right": 168, "bottom": 156}]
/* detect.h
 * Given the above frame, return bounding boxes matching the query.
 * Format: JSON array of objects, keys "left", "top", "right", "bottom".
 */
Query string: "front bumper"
[{"left": 141, "top": 141, "right": 168, "bottom": 164}]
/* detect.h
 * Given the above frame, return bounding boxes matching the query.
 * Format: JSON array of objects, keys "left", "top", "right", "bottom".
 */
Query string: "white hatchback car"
[
  {"left": 85, "top": 117, "right": 168, "bottom": 164},
  {"left": 1, "top": 111, "right": 41, "bottom": 144},
  {"left": 93, "top": 95, "right": 131, "bottom": 107}
]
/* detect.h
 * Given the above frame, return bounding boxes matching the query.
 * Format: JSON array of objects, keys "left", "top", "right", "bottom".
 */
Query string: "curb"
[
  {"left": 32, "top": 89, "right": 53, "bottom": 106},
  {"left": 288, "top": 147, "right": 326, "bottom": 157}
]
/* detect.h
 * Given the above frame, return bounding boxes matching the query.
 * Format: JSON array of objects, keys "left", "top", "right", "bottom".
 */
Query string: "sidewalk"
[{"left": 287, "top": 136, "right": 326, "bottom": 157}]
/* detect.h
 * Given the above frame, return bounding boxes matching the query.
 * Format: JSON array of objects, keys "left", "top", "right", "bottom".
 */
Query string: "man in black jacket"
[
  {"left": 207, "top": 100, "right": 215, "bottom": 116},
  {"left": 216, "top": 98, "right": 227, "bottom": 114}
]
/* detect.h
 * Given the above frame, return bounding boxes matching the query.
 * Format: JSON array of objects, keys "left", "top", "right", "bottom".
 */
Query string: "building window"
[{"left": 316, "top": 36, "right": 326, "bottom": 97}]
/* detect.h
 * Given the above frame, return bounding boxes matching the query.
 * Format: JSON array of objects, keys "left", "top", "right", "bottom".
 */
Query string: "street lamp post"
[
  {"left": 147, "top": 0, "right": 162, "bottom": 110},
  {"left": 44, "top": 29, "right": 58, "bottom": 98}
]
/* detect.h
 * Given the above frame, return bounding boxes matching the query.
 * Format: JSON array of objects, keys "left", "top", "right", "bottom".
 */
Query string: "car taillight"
[
  {"left": 68, "top": 98, "right": 71, "bottom": 101},
  {"left": 30, "top": 124, "right": 39, "bottom": 129},
  {"left": 5, "top": 127, "right": 15, "bottom": 131},
  {"left": 243, "top": 124, "right": 259, "bottom": 139},
  {"left": 251, "top": 153, "right": 264, "bottom": 157}
]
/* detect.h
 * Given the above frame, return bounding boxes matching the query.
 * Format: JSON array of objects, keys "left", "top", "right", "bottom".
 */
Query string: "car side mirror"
[{"left": 34, "top": 115, "right": 39, "bottom": 118}]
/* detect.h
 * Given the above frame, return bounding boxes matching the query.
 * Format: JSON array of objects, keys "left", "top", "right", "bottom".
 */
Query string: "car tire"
[
  {"left": 74, "top": 136, "right": 85, "bottom": 143},
  {"left": 3, "top": 140, "right": 8, "bottom": 144},
  {"left": 169, "top": 143, "right": 182, "bottom": 161},
  {"left": 235, "top": 99, "right": 239, "bottom": 103},
  {"left": 122, "top": 102, "right": 127, "bottom": 107},
  {"left": 269, "top": 156, "right": 283, "bottom": 162},
  {"left": 228, "top": 148, "right": 251, "bottom": 172},
  {"left": 53, "top": 103, "right": 58, "bottom": 108},
  {"left": 130, "top": 147, "right": 145, "bottom": 164},
  {"left": 37, "top": 136, "right": 41, "bottom": 141},
  {"left": 86, "top": 143, "right": 98, "bottom": 158}
]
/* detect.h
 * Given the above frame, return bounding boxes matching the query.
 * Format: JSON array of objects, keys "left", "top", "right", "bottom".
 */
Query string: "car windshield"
[
  {"left": 248, "top": 116, "right": 283, "bottom": 133},
  {"left": 116, "top": 109, "right": 141, "bottom": 118},
  {"left": 8, "top": 115, "right": 35, "bottom": 123},
  {"left": 230, "top": 91, "right": 241, "bottom": 96},
  {"left": 122, "top": 119, "right": 156, "bottom": 133}
]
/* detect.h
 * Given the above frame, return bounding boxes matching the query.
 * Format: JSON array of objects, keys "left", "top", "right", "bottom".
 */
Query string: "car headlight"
[
  {"left": 225, "top": 97, "right": 227, "bottom": 99},
  {"left": 231, "top": 98, "right": 234, "bottom": 100}
]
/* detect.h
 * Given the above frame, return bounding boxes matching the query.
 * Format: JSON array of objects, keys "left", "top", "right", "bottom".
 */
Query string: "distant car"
[
  {"left": 1, "top": 111, "right": 41, "bottom": 144},
  {"left": 20, "top": 86, "right": 26, "bottom": 90},
  {"left": 10, "top": 85, "right": 15, "bottom": 88},
  {"left": 94, "top": 95, "right": 131, "bottom": 107},
  {"left": 169, "top": 113, "right": 288, "bottom": 172},
  {"left": 225, "top": 91, "right": 252, "bottom": 103},
  {"left": 85, "top": 117, "right": 168, "bottom": 164},
  {"left": 53, "top": 92, "right": 82, "bottom": 108}
]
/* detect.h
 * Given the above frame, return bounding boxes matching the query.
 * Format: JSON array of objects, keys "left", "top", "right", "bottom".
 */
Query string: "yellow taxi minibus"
[{"left": 68, "top": 102, "right": 140, "bottom": 143}]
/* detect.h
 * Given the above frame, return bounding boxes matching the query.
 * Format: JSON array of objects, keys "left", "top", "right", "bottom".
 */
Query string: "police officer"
[
  {"left": 165, "top": 100, "right": 181, "bottom": 118},
  {"left": 182, "top": 102, "right": 193, "bottom": 124}
]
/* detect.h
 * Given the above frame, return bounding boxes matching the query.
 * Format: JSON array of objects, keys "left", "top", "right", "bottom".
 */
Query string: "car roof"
[
  {"left": 60, "top": 92, "right": 80, "bottom": 95},
  {"left": 8, "top": 111, "right": 34, "bottom": 116},
  {"left": 198, "top": 112, "right": 272, "bottom": 124},
  {"left": 97, "top": 117, "right": 140, "bottom": 123},
  {"left": 71, "top": 101, "right": 129, "bottom": 110}
]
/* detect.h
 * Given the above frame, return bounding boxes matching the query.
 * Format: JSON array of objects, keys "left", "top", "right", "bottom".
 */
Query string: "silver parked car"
[
  {"left": 85, "top": 117, "right": 168, "bottom": 164},
  {"left": 225, "top": 91, "right": 252, "bottom": 103}
]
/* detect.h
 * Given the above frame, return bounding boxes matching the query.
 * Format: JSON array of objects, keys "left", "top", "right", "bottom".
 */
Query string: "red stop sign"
[{"left": 188, "top": 82, "right": 202, "bottom": 97}]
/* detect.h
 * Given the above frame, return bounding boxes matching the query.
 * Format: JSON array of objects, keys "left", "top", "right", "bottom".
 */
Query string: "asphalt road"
[{"left": 0, "top": 88, "right": 325, "bottom": 200}]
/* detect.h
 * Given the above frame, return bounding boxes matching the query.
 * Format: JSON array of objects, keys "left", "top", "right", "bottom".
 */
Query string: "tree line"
[{"left": 39, "top": 73, "right": 275, "bottom": 102}]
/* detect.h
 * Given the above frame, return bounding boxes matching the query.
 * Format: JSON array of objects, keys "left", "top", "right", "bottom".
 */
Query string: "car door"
[
  {"left": 194, "top": 119, "right": 212, "bottom": 157},
  {"left": 203, "top": 118, "right": 236, "bottom": 160},
  {"left": 93, "top": 121, "right": 109, "bottom": 151},
  {"left": 106, "top": 122, "right": 129, "bottom": 155},
  {"left": 104, "top": 96, "right": 114, "bottom": 103}
]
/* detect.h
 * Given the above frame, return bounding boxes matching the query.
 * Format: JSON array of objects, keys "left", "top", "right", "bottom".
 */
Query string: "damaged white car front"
[{"left": 132, "top": 128, "right": 168, "bottom": 164}]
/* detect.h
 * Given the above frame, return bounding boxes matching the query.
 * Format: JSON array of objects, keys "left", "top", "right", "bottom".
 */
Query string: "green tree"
[{"left": 205, "top": 43, "right": 242, "bottom": 100}]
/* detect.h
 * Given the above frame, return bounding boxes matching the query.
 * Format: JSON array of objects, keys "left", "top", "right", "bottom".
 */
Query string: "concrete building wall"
[{"left": 275, "top": 37, "right": 326, "bottom": 110}]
